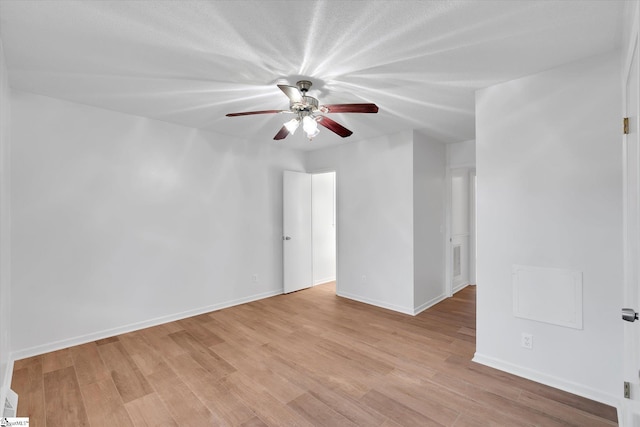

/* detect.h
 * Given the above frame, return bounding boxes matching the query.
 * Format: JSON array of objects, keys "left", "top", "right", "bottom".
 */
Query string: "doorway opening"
[
  {"left": 312, "top": 171, "right": 336, "bottom": 290},
  {"left": 446, "top": 167, "right": 476, "bottom": 296},
  {"left": 282, "top": 170, "right": 336, "bottom": 294}
]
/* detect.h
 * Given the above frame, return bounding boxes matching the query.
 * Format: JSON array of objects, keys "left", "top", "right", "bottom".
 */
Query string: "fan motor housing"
[{"left": 291, "top": 95, "right": 319, "bottom": 113}]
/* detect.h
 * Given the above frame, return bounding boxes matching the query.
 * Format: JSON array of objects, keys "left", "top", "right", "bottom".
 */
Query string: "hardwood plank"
[
  {"left": 215, "top": 351, "right": 305, "bottom": 404},
  {"left": 11, "top": 358, "right": 46, "bottom": 425},
  {"left": 260, "top": 335, "right": 374, "bottom": 399},
  {"left": 125, "top": 393, "right": 178, "bottom": 427},
  {"left": 518, "top": 390, "right": 617, "bottom": 426},
  {"left": 177, "top": 316, "right": 225, "bottom": 347},
  {"left": 288, "top": 392, "right": 358, "bottom": 427},
  {"left": 221, "top": 371, "right": 315, "bottom": 427},
  {"left": 145, "top": 366, "right": 217, "bottom": 425},
  {"left": 13, "top": 355, "right": 43, "bottom": 370},
  {"left": 44, "top": 366, "right": 90, "bottom": 427},
  {"left": 240, "top": 417, "right": 269, "bottom": 427},
  {"left": 428, "top": 371, "right": 568, "bottom": 427},
  {"left": 80, "top": 378, "right": 134, "bottom": 427},
  {"left": 381, "top": 419, "right": 405, "bottom": 427},
  {"left": 395, "top": 372, "right": 534, "bottom": 427},
  {"left": 187, "top": 378, "right": 256, "bottom": 425},
  {"left": 95, "top": 336, "right": 120, "bottom": 345},
  {"left": 166, "top": 354, "right": 255, "bottom": 426},
  {"left": 307, "top": 387, "right": 388, "bottom": 427},
  {"left": 42, "top": 348, "right": 73, "bottom": 373},
  {"left": 97, "top": 341, "right": 154, "bottom": 403},
  {"left": 204, "top": 317, "right": 262, "bottom": 350},
  {"left": 525, "top": 384, "right": 618, "bottom": 423},
  {"left": 118, "top": 331, "right": 169, "bottom": 376},
  {"left": 239, "top": 347, "right": 387, "bottom": 426},
  {"left": 359, "top": 389, "right": 443, "bottom": 426},
  {"left": 369, "top": 376, "right": 460, "bottom": 426},
  {"left": 168, "top": 330, "right": 236, "bottom": 379},
  {"left": 137, "top": 325, "right": 187, "bottom": 359},
  {"left": 70, "top": 342, "right": 110, "bottom": 386}
]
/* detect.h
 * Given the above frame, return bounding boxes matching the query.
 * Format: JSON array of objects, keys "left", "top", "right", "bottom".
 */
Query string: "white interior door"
[
  {"left": 622, "top": 15, "right": 640, "bottom": 425},
  {"left": 283, "top": 170, "right": 313, "bottom": 293}
]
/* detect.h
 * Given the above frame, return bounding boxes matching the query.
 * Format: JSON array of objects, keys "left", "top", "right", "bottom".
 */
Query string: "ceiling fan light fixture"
[
  {"left": 306, "top": 127, "right": 320, "bottom": 139},
  {"left": 226, "top": 79, "right": 378, "bottom": 141},
  {"left": 302, "top": 115, "right": 319, "bottom": 139},
  {"left": 284, "top": 118, "right": 300, "bottom": 134}
]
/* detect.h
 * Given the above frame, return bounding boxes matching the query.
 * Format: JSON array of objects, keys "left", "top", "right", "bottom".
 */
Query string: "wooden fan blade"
[
  {"left": 317, "top": 116, "right": 353, "bottom": 138},
  {"left": 277, "top": 85, "right": 303, "bottom": 103},
  {"left": 273, "top": 125, "right": 290, "bottom": 140},
  {"left": 323, "top": 103, "right": 379, "bottom": 113},
  {"left": 226, "top": 110, "right": 288, "bottom": 117}
]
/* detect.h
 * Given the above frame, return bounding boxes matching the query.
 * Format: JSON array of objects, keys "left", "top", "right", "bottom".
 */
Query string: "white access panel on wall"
[{"left": 512, "top": 265, "right": 583, "bottom": 329}]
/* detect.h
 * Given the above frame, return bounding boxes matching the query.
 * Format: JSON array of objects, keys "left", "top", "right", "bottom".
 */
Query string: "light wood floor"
[{"left": 12, "top": 282, "right": 617, "bottom": 426}]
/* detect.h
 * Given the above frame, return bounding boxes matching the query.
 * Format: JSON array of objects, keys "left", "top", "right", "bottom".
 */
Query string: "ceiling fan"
[{"left": 225, "top": 80, "right": 379, "bottom": 140}]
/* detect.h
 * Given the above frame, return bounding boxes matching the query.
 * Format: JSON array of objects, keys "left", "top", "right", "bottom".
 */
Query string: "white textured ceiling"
[{"left": 0, "top": 0, "right": 625, "bottom": 151}]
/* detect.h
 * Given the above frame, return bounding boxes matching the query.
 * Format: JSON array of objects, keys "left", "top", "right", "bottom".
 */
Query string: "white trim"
[
  {"left": 452, "top": 282, "right": 470, "bottom": 295},
  {"left": 0, "top": 358, "right": 14, "bottom": 417},
  {"left": 313, "top": 276, "right": 336, "bottom": 286},
  {"left": 413, "top": 293, "right": 447, "bottom": 315},
  {"left": 337, "top": 291, "right": 414, "bottom": 316},
  {"left": 444, "top": 167, "right": 453, "bottom": 297},
  {"left": 621, "top": 3, "right": 640, "bottom": 426},
  {"left": 472, "top": 352, "right": 619, "bottom": 408},
  {"left": 624, "top": 2, "right": 640, "bottom": 78},
  {"left": 11, "top": 289, "right": 282, "bottom": 361},
  {"left": 469, "top": 169, "right": 477, "bottom": 286}
]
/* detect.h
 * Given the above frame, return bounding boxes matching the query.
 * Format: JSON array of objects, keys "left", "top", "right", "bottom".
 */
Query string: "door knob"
[
  {"left": 283, "top": 236, "right": 292, "bottom": 240},
  {"left": 622, "top": 308, "right": 639, "bottom": 322}
]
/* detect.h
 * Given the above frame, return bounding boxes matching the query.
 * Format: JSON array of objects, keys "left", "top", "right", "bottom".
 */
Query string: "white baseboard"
[
  {"left": 452, "top": 282, "right": 470, "bottom": 294},
  {"left": 313, "top": 276, "right": 336, "bottom": 286},
  {"left": 413, "top": 293, "right": 447, "bottom": 315},
  {"left": 472, "top": 352, "right": 619, "bottom": 408},
  {"left": 12, "top": 289, "right": 282, "bottom": 361},
  {"left": 337, "top": 291, "right": 414, "bottom": 316}
]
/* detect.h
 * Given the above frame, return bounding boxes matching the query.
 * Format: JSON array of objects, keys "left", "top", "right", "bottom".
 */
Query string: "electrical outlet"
[
  {"left": 361, "top": 274, "right": 367, "bottom": 282},
  {"left": 521, "top": 333, "right": 533, "bottom": 349},
  {"left": 252, "top": 274, "right": 258, "bottom": 283}
]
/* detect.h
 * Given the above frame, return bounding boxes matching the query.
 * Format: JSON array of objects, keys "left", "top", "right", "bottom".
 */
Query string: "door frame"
[
  {"left": 622, "top": 1, "right": 640, "bottom": 424},
  {"left": 299, "top": 167, "right": 338, "bottom": 295},
  {"left": 445, "top": 165, "right": 476, "bottom": 297}
]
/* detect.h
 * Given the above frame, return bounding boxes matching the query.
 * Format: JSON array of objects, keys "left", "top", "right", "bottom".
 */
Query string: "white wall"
[
  {"left": 306, "top": 132, "right": 415, "bottom": 314},
  {"left": 0, "top": 36, "right": 12, "bottom": 408},
  {"left": 413, "top": 132, "right": 447, "bottom": 313},
  {"left": 475, "top": 51, "right": 622, "bottom": 404},
  {"left": 10, "top": 90, "right": 305, "bottom": 358},
  {"left": 312, "top": 172, "right": 336, "bottom": 285},
  {"left": 447, "top": 139, "right": 476, "bottom": 168}
]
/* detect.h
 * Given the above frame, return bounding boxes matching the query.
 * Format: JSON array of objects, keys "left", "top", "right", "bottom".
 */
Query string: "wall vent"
[
  {"left": 3, "top": 388, "right": 18, "bottom": 417},
  {"left": 453, "top": 245, "right": 461, "bottom": 277}
]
